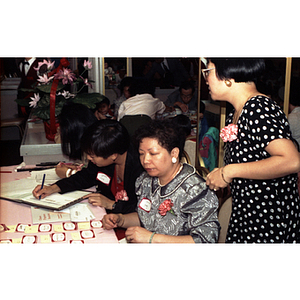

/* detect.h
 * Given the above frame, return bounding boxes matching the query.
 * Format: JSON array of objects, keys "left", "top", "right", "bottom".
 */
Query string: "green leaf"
[
  {"left": 14, "top": 98, "right": 31, "bottom": 106},
  {"left": 36, "top": 82, "right": 65, "bottom": 93},
  {"left": 72, "top": 93, "right": 107, "bottom": 109}
]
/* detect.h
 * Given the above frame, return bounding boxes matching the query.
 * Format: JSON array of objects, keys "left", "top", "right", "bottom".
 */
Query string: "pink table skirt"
[{"left": 0, "top": 165, "right": 118, "bottom": 244}]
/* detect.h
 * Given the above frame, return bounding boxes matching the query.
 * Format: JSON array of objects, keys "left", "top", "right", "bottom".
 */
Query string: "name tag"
[
  {"left": 138, "top": 198, "right": 152, "bottom": 213},
  {"left": 96, "top": 172, "right": 111, "bottom": 185}
]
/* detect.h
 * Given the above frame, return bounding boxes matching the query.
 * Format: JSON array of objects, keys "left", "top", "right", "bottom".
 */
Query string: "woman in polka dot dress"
[{"left": 204, "top": 58, "right": 300, "bottom": 243}]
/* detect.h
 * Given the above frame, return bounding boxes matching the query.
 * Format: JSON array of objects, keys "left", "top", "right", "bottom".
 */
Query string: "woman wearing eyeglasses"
[{"left": 203, "top": 58, "right": 300, "bottom": 243}]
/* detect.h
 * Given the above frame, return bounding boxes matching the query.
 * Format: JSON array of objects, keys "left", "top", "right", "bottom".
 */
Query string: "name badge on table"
[
  {"left": 138, "top": 198, "right": 152, "bottom": 213},
  {"left": 96, "top": 172, "right": 111, "bottom": 185}
]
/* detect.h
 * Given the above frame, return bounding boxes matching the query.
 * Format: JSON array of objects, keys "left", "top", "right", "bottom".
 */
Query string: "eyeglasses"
[
  {"left": 180, "top": 93, "right": 193, "bottom": 100},
  {"left": 202, "top": 67, "right": 215, "bottom": 80}
]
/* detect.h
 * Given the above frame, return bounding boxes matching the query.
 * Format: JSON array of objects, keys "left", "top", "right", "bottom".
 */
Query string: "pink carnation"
[
  {"left": 115, "top": 190, "right": 129, "bottom": 202},
  {"left": 220, "top": 124, "right": 238, "bottom": 142},
  {"left": 158, "top": 199, "right": 175, "bottom": 216}
]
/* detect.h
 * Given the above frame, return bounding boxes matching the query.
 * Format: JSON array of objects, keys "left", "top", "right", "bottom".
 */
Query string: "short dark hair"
[
  {"left": 179, "top": 80, "right": 195, "bottom": 94},
  {"left": 59, "top": 102, "right": 97, "bottom": 160},
  {"left": 95, "top": 97, "right": 110, "bottom": 110},
  {"left": 209, "top": 58, "right": 265, "bottom": 83},
  {"left": 128, "top": 77, "right": 155, "bottom": 97},
  {"left": 171, "top": 114, "right": 191, "bottom": 138},
  {"left": 134, "top": 119, "right": 186, "bottom": 159},
  {"left": 290, "top": 77, "right": 300, "bottom": 106},
  {"left": 81, "top": 119, "right": 130, "bottom": 159},
  {"left": 118, "top": 76, "right": 134, "bottom": 93}
]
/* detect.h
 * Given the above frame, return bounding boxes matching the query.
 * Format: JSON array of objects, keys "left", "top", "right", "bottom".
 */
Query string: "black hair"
[
  {"left": 134, "top": 119, "right": 186, "bottom": 159},
  {"left": 179, "top": 80, "right": 195, "bottom": 94},
  {"left": 128, "top": 77, "right": 155, "bottom": 97},
  {"left": 209, "top": 58, "right": 265, "bottom": 84},
  {"left": 118, "top": 76, "right": 134, "bottom": 94},
  {"left": 81, "top": 119, "right": 130, "bottom": 159},
  {"left": 200, "top": 101, "right": 205, "bottom": 113},
  {"left": 58, "top": 102, "right": 97, "bottom": 160},
  {"left": 171, "top": 114, "right": 191, "bottom": 138},
  {"left": 290, "top": 77, "right": 300, "bottom": 107},
  {"left": 95, "top": 97, "right": 110, "bottom": 110}
]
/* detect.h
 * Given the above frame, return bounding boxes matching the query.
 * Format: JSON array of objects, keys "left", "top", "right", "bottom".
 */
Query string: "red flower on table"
[
  {"left": 158, "top": 199, "right": 176, "bottom": 216},
  {"left": 115, "top": 190, "right": 129, "bottom": 202},
  {"left": 220, "top": 124, "right": 238, "bottom": 142}
]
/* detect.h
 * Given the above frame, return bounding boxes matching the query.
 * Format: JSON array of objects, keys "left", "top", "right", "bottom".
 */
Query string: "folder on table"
[{"left": 0, "top": 178, "right": 90, "bottom": 211}]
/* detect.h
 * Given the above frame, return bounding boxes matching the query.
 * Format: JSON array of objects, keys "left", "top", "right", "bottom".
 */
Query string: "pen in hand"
[{"left": 39, "top": 174, "right": 46, "bottom": 200}]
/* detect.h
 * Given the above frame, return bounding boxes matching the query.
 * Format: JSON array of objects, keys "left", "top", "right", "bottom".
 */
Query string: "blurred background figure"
[
  {"left": 113, "top": 76, "right": 134, "bottom": 119},
  {"left": 288, "top": 77, "right": 300, "bottom": 150},
  {"left": 143, "top": 58, "right": 191, "bottom": 88},
  {"left": 165, "top": 80, "right": 198, "bottom": 113},
  {"left": 94, "top": 97, "right": 115, "bottom": 120}
]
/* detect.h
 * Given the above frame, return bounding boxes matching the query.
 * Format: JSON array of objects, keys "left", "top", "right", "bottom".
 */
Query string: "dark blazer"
[
  {"left": 56, "top": 144, "right": 144, "bottom": 214},
  {"left": 145, "top": 58, "right": 190, "bottom": 87}
]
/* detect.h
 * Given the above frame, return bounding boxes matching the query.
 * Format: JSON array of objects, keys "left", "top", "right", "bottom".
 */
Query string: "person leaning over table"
[
  {"left": 203, "top": 58, "right": 300, "bottom": 243},
  {"left": 54, "top": 102, "right": 98, "bottom": 178},
  {"left": 33, "top": 119, "right": 144, "bottom": 214},
  {"left": 102, "top": 119, "right": 220, "bottom": 243}
]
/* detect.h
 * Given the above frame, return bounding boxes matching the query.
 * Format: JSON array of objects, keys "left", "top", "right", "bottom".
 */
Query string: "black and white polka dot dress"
[{"left": 224, "top": 95, "right": 300, "bottom": 243}]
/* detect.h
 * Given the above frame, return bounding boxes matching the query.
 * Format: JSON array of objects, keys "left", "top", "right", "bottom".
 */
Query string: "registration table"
[{"left": 0, "top": 165, "right": 119, "bottom": 244}]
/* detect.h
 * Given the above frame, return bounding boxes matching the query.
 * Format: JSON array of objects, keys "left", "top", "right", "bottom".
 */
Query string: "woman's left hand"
[
  {"left": 206, "top": 167, "right": 228, "bottom": 191},
  {"left": 125, "top": 226, "right": 152, "bottom": 243},
  {"left": 83, "top": 193, "right": 115, "bottom": 210}
]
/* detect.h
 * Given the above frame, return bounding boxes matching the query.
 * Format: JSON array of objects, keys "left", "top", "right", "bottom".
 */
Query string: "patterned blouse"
[{"left": 135, "top": 163, "right": 220, "bottom": 243}]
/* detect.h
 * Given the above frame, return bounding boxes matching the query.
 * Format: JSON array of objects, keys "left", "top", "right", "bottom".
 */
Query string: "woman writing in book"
[
  {"left": 101, "top": 119, "right": 220, "bottom": 243},
  {"left": 33, "top": 119, "right": 144, "bottom": 214}
]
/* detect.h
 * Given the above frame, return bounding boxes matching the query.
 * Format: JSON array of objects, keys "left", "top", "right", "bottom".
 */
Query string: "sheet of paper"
[
  {"left": 31, "top": 207, "right": 71, "bottom": 224},
  {"left": 31, "top": 203, "right": 95, "bottom": 224},
  {"left": 69, "top": 203, "right": 95, "bottom": 222},
  {"left": 31, "top": 168, "right": 61, "bottom": 184}
]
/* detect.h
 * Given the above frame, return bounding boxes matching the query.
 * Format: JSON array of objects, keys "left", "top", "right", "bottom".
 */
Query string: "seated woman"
[
  {"left": 102, "top": 119, "right": 220, "bottom": 243},
  {"left": 54, "top": 102, "right": 98, "bottom": 178},
  {"left": 32, "top": 120, "right": 144, "bottom": 214}
]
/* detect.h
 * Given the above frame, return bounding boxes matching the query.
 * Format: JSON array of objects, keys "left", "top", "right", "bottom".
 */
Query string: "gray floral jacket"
[{"left": 135, "top": 163, "right": 220, "bottom": 243}]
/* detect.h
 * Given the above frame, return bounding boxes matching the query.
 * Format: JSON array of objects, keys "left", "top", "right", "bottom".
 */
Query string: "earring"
[
  {"left": 225, "top": 80, "right": 232, "bottom": 87},
  {"left": 172, "top": 157, "right": 177, "bottom": 164}
]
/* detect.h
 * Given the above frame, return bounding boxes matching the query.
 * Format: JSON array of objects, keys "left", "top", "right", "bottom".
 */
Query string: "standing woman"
[
  {"left": 102, "top": 119, "right": 219, "bottom": 243},
  {"left": 204, "top": 58, "right": 300, "bottom": 243}
]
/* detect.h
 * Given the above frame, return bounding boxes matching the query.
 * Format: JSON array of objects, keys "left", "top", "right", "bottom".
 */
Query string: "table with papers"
[{"left": 0, "top": 165, "right": 119, "bottom": 244}]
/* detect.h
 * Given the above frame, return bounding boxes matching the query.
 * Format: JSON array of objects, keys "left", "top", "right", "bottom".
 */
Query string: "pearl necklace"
[{"left": 158, "top": 163, "right": 183, "bottom": 187}]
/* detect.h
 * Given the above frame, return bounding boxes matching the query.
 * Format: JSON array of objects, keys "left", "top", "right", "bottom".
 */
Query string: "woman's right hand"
[
  {"left": 32, "top": 184, "right": 61, "bottom": 199},
  {"left": 102, "top": 214, "right": 124, "bottom": 230}
]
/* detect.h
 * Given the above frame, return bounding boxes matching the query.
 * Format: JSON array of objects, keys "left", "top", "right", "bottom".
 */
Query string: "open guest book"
[{"left": 0, "top": 177, "right": 90, "bottom": 211}]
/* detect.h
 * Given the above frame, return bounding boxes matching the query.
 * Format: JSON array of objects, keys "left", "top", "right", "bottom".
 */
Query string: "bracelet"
[
  {"left": 149, "top": 232, "right": 156, "bottom": 243},
  {"left": 221, "top": 167, "right": 230, "bottom": 185}
]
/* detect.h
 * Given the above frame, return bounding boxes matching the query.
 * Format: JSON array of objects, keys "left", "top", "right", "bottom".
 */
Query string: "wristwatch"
[{"left": 112, "top": 202, "right": 117, "bottom": 210}]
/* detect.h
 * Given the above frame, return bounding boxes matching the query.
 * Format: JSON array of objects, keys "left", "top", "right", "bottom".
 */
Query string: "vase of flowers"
[{"left": 15, "top": 58, "right": 106, "bottom": 141}]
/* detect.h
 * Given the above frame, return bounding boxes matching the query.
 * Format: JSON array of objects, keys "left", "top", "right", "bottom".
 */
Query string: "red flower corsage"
[
  {"left": 158, "top": 199, "right": 176, "bottom": 216},
  {"left": 115, "top": 190, "right": 129, "bottom": 202},
  {"left": 220, "top": 124, "right": 238, "bottom": 142}
]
